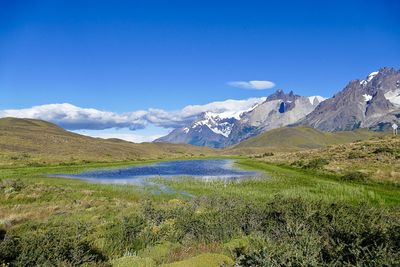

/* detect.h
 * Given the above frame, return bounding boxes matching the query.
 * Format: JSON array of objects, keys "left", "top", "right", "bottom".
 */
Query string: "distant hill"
[
  {"left": 0, "top": 117, "right": 214, "bottom": 167},
  {"left": 228, "top": 126, "right": 383, "bottom": 153}
]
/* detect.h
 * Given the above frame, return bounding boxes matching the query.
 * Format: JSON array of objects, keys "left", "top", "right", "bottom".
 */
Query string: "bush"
[
  {"left": 2, "top": 193, "right": 399, "bottom": 266},
  {"left": 262, "top": 152, "right": 274, "bottom": 157},
  {"left": 0, "top": 179, "right": 25, "bottom": 192},
  {"left": 231, "top": 197, "right": 400, "bottom": 266},
  {"left": 348, "top": 151, "right": 365, "bottom": 159},
  {"left": 254, "top": 152, "right": 274, "bottom": 158},
  {"left": 0, "top": 231, "right": 20, "bottom": 265},
  {"left": 235, "top": 247, "right": 272, "bottom": 267},
  {"left": 127, "top": 195, "right": 400, "bottom": 266},
  {"left": 291, "top": 160, "right": 305, "bottom": 167},
  {"left": 302, "top": 158, "right": 329, "bottom": 169},
  {"left": 0, "top": 223, "right": 107, "bottom": 266},
  {"left": 104, "top": 214, "right": 148, "bottom": 256},
  {"left": 373, "top": 146, "right": 394, "bottom": 154},
  {"left": 341, "top": 171, "right": 369, "bottom": 182}
]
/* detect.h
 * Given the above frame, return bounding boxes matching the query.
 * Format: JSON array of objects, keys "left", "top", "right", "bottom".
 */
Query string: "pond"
[{"left": 53, "top": 159, "right": 261, "bottom": 185}]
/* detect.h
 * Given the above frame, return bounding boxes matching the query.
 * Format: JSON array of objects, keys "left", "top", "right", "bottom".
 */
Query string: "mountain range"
[
  {"left": 155, "top": 67, "right": 400, "bottom": 148},
  {"left": 298, "top": 67, "right": 400, "bottom": 131}
]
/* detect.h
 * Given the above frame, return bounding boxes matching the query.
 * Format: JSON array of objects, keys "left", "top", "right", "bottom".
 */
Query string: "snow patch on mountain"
[
  {"left": 367, "top": 71, "right": 379, "bottom": 82},
  {"left": 384, "top": 89, "right": 400, "bottom": 106},
  {"left": 363, "top": 94, "right": 373, "bottom": 102},
  {"left": 191, "top": 112, "right": 234, "bottom": 137},
  {"left": 308, "top": 96, "right": 326, "bottom": 105},
  {"left": 360, "top": 71, "right": 379, "bottom": 86},
  {"left": 203, "top": 100, "right": 265, "bottom": 120}
]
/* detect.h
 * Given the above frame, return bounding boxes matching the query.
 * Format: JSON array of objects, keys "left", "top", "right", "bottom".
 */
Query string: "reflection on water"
[{"left": 53, "top": 159, "right": 261, "bottom": 185}]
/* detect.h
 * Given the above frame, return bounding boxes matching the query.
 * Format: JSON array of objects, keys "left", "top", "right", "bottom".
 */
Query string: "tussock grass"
[
  {"left": 1, "top": 132, "right": 400, "bottom": 266},
  {"left": 252, "top": 136, "right": 400, "bottom": 184}
]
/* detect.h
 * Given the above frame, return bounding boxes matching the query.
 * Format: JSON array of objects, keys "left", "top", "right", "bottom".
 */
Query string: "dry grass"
[
  {"left": 253, "top": 136, "right": 400, "bottom": 183},
  {"left": 0, "top": 117, "right": 215, "bottom": 167}
]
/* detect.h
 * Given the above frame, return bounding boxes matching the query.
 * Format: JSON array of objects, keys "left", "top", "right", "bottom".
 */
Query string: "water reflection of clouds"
[{"left": 53, "top": 159, "right": 262, "bottom": 186}]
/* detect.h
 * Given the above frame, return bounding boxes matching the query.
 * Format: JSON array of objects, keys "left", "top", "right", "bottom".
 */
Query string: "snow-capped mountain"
[
  {"left": 155, "top": 105, "right": 259, "bottom": 148},
  {"left": 156, "top": 67, "right": 400, "bottom": 148},
  {"left": 298, "top": 67, "right": 400, "bottom": 131},
  {"left": 156, "top": 90, "right": 325, "bottom": 147},
  {"left": 225, "top": 90, "right": 325, "bottom": 146}
]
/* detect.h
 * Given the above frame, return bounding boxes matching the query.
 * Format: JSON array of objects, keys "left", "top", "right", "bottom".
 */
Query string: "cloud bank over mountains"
[
  {"left": 0, "top": 103, "right": 148, "bottom": 131},
  {"left": 0, "top": 97, "right": 266, "bottom": 132}
]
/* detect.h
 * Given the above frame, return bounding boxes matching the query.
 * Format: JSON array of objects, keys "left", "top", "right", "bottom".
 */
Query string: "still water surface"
[{"left": 54, "top": 159, "right": 261, "bottom": 185}]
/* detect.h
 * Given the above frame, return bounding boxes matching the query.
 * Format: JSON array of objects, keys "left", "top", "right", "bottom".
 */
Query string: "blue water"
[{"left": 53, "top": 159, "right": 261, "bottom": 185}]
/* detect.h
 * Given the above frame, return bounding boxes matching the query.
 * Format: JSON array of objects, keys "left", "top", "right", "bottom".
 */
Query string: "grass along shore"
[{"left": 1, "top": 156, "right": 399, "bottom": 266}]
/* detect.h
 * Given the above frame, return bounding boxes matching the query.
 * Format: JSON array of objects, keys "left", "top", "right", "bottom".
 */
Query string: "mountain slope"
[
  {"left": 155, "top": 113, "right": 236, "bottom": 148},
  {"left": 225, "top": 90, "right": 325, "bottom": 145},
  {"left": 156, "top": 90, "right": 325, "bottom": 148},
  {"left": 228, "top": 126, "right": 382, "bottom": 152},
  {"left": 298, "top": 67, "right": 400, "bottom": 131},
  {"left": 0, "top": 118, "right": 214, "bottom": 167}
]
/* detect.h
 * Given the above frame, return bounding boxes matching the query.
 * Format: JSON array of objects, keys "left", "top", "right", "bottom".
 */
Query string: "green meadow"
[{"left": 1, "top": 157, "right": 399, "bottom": 266}]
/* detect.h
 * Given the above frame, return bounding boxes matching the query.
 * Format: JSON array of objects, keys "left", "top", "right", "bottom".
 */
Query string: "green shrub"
[
  {"left": 0, "top": 232, "right": 20, "bottom": 265},
  {"left": 262, "top": 152, "right": 274, "bottom": 157},
  {"left": 235, "top": 247, "right": 272, "bottom": 267},
  {"left": 2, "top": 191, "right": 398, "bottom": 266},
  {"left": 105, "top": 215, "right": 148, "bottom": 256},
  {"left": 133, "top": 195, "right": 399, "bottom": 266},
  {"left": 1, "top": 223, "right": 106, "bottom": 266},
  {"left": 341, "top": 171, "right": 369, "bottom": 182},
  {"left": 373, "top": 146, "right": 394, "bottom": 154},
  {"left": 254, "top": 152, "right": 274, "bottom": 158},
  {"left": 302, "top": 158, "right": 329, "bottom": 169},
  {"left": 291, "top": 160, "right": 305, "bottom": 167},
  {"left": 0, "top": 179, "right": 25, "bottom": 192},
  {"left": 348, "top": 151, "right": 365, "bottom": 159}
]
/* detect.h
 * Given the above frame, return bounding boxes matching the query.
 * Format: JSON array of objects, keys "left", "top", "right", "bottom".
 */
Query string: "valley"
[
  {"left": 2, "top": 3, "right": 399, "bottom": 266},
  {"left": 0, "top": 117, "right": 399, "bottom": 266}
]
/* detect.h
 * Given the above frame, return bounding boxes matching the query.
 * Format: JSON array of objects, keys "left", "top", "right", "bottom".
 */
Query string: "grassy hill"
[
  {"left": 0, "top": 117, "right": 214, "bottom": 167},
  {"left": 228, "top": 126, "right": 383, "bottom": 153},
  {"left": 255, "top": 135, "right": 400, "bottom": 183},
  {"left": 1, "top": 119, "right": 399, "bottom": 266}
]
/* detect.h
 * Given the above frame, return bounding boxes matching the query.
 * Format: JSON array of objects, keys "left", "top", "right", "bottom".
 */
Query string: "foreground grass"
[
  {"left": 159, "top": 159, "right": 400, "bottom": 207},
  {"left": 1, "top": 158, "right": 399, "bottom": 266}
]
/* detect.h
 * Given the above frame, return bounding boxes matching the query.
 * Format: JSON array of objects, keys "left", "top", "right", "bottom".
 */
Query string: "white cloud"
[
  {"left": 0, "top": 97, "right": 266, "bottom": 132},
  {"left": 228, "top": 80, "right": 275, "bottom": 90},
  {"left": 145, "top": 97, "right": 266, "bottom": 128},
  {"left": 73, "top": 130, "right": 165, "bottom": 143},
  {"left": 0, "top": 103, "right": 147, "bottom": 130}
]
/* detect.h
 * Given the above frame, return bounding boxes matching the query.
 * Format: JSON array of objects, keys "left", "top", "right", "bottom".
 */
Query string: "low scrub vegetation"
[
  {"left": 341, "top": 171, "right": 370, "bottom": 182},
  {"left": 0, "top": 153, "right": 399, "bottom": 266},
  {"left": 290, "top": 158, "right": 329, "bottom": 170},
  {"left": 259, "top": 137, "right": 400, "bottom": 183},
  {"left": 1, "top": 195, "right": 399, "bottom": 266}
]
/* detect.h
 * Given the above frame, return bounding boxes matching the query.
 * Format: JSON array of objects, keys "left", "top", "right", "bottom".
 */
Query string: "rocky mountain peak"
[
  {"left": 266, "top": 89, "right": 300, "bottom": 102},
  {"left": 156, "top": 67, "right": 399, "bottom": 147},
  {"left": 298, "top": 67, "right": 400, "bottom": 131}
]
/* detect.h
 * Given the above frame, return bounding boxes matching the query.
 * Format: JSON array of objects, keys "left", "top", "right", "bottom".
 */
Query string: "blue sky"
[{"left": 1, "top": 0, "right": 399, "bottom": 141}]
